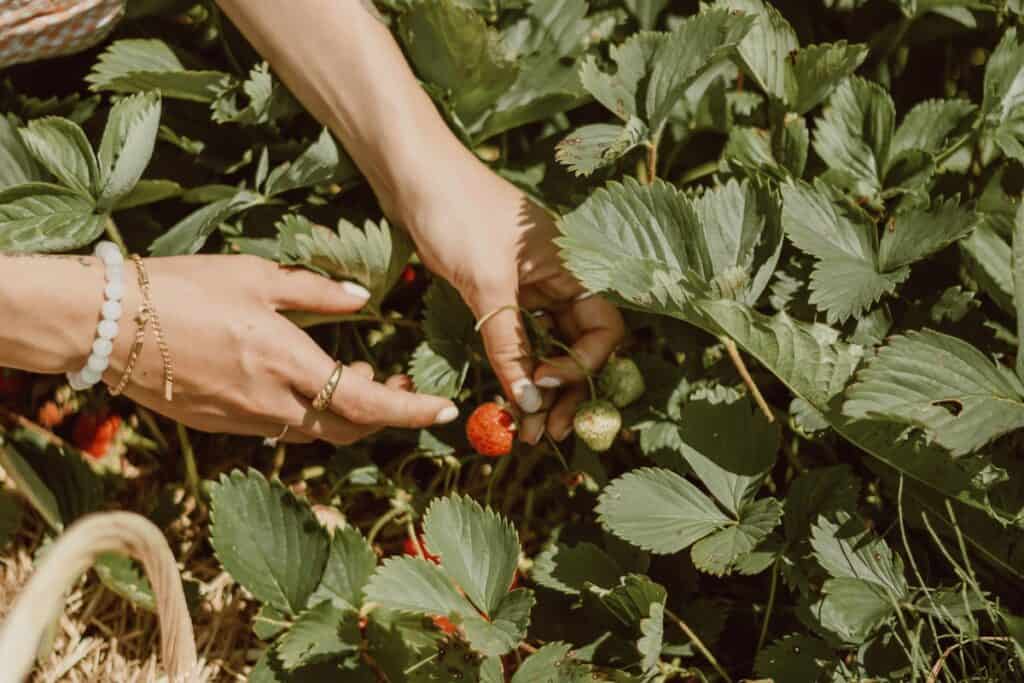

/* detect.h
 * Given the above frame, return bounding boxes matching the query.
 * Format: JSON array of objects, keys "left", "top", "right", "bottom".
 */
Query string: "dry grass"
[{"left": 0, "top": 484, "right": 263, "bottom": 682}]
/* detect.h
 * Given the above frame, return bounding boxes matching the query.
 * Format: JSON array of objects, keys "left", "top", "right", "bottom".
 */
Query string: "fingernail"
[
  {"left": 434, "top": 405, "right": 459, "bottom": 425},
  {"left": 512, "top": 379, "right": 543, "bottom": 413},
  {"left": 536, "top": 376, "right": 562, "bottom": 389},
  {"left": 341, "top": 281, "right": 371, "bottom": 301}
]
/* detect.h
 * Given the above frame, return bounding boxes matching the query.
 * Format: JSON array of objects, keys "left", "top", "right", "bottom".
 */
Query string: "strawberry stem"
[
  {"left": 546, "top": 338, "right": 597, "bottom": 400},
  {"left": 720, "top": 336, "right": 774, "bottom": 423}
]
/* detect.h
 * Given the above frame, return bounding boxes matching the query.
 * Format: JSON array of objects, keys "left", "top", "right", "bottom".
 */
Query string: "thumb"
[
  {"left": 269, "top": 266, "right": 372, "bottom": 314},
  {"left": 473, "top": 292, "right": 542, "bottom": 414}
]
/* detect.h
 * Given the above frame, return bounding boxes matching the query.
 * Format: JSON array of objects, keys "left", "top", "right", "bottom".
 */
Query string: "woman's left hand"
[{"left": 394, "top": 144, "right": 626, "bottom": 445}]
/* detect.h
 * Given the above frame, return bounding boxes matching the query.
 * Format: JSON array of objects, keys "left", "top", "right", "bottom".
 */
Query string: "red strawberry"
[
  {"left": 0, "top": 369, "right": 25, "bottom": 396},
  {"left": 37, "top": 401, "right": 66, "bottom": 429},
  {"left": 403, "top": 534, "right": 440, "bottom": 564},
  {"left": 466, "top": 403, "right": 515, "bottom": 457},
  {"left": 73, "top": 412, "right": 122, "bottom": 459},
  {"left": 401, "top": 264, "right": 416, "bottom": 284}
]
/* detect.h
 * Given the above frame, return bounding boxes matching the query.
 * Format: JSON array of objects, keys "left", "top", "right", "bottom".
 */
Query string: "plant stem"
[
  {"left": 645, "top": 142, "right": 658, "bottom": 184},
  {"left": 367, "top": 504, "right": 407, "bottom": 545},
  {"left": 176, "top": 423, "right": 200, "bottom": 502},
  {"left": 927, "top": 637, "right": 1011, "bottom": 683},
  {"left": 665, "top": 608, "right": 733, "bottom": 683},
  {"left": 135, "top": 406, "right": 169, "bottom": 453},
  {"left": 547, "top": 338, "right": 596, "bottom": 400},
  {"left": 678, "top": 160, "right": 719, "bottom": 186},
  {"left": 104, "top": 215, "right": 128, "bottom": 254},
  {"left": 720, "top": 336, "right": 774, "bottom": 422},
  {"left": 755, "top": 559, "right": 779, "bottom": 656}
]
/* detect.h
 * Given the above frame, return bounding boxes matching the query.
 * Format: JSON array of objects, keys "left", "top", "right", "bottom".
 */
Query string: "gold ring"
[
  {"left": 474, "top": 304, "right": 518, "bottom": 332},
  {"left": 263, "top": 424, "right": 289, "bottom": 447},
  {"left": 312, "top": 361, "right": 344, "bottom": 411}
]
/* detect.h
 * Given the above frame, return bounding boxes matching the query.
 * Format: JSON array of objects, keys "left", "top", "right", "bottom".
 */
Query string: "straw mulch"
[{"left": 0, "top": 482, "right": 263, "bottom": 682}]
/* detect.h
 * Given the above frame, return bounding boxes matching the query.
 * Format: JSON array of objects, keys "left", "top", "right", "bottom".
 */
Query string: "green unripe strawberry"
[
  {"left": 573, "top": 400, "right": 622, "bottom": 452},
  {"left": 598, "top": 357, "right": 645, "bottom": 408}
]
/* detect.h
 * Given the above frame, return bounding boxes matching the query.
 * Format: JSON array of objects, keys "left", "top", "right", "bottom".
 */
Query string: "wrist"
[{"left": 0, "top": 255, "right": 107, "bottom": 375}]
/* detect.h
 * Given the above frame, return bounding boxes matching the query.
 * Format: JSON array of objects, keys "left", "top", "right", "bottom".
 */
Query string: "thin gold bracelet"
[
  {"left": 131, "top": 255, "right": 174, "bottom": 402},
  {"left": 109, "top": 302, "right": 149, "bottom": 397}
]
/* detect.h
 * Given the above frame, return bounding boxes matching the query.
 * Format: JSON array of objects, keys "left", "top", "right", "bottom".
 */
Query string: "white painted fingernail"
[
  {"left": 434, "top": 405, "right": 459, "bottom": 425},
  {"left": 341, "top": 281, "right": 371, "bottom": 301},
  {"left": 512, "top": 379, "right": 543, "bottom": 413},
  {"left": 536, "top": 376, "right": 562, "bottom": 389}
]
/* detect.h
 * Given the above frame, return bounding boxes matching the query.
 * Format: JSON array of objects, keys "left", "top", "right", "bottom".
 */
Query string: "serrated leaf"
[
  {"left": 555, "top": 119, "right": 647, "bottom": 177},
  {"left": 96, "top": 92, "right": 162, "bottom": 209},
  {"left": 532, "top": 542, "right": 625, "bottom": 595},
  {"left": 588, "top": 574, "right": 666, "bottom": 667},
  {"left": 422, "top": 495, "right": 519, "bottom": 616},
  {"left": 691, "top": 497, "right": 782, "bottom": 576},
  {"left": 810, "top": 512, "right": 908, "bottom": 595},
  {"left": 812, "top": 77, "right": 894, "bottom": 197},
  {"left": 511, "top": 643, "right": 585, "bottom": 682},
  {"left": 877, "top": 198, "right": 979, "bottom": 270},
  {"left": 275, "top": 602, "right": 360, "bottom": 671},
  {"left": 983, "top": 28, "right": 1024, "bottom": 163},
  {"left": 783, "top": 465, "right": 860, "bottom": 542},
  {"left": 721, "top": 0, "right": 798, "bottom": 103},
  {"left": 808, "top": 255, "right": 908, "bottom": 324},
  {"left": 843, "top": 330, "right": 1024, "bottom": 455},
  {"left": 463, "top": 588, "right": 535, "bottom": 656},
  {"left": 637, "top": 601, "right": 664, "bottom": 672},
  {"left": 597, "top": 467, "right": 730, "bottom": 554},
  {"left": 21, "top": 117, "right": 98, "bottom": 197},
  {"left": 891, "top": 98, "right": 976, "bottom": 160},
  {"left": 309, "top": 527, "right": 377, "bottom": 611},
  {"left": 812, "top": 577, "right": 897, "bottom": 643},
  {"left": 277, "top": 214, "right": 413, "bottom": 313},
  {"left": 87, "top": 39, "right": 227, "bottom": 102},
  {"left": 211, "top": 62, "right": 300, "bottom": 125},
  {"left": 0, "top": 115, "right": 46, "bottom": 190},
  {"left": 363, "top": 555, "right": 467, "bottom": 617},
  {"left": 263, "top": 128, "right": 358, "bottom": 197},
  {"left": 788, "top": 42, "right": 869, "bottom": 115},
  {"left": 149, "top": 190, "right": 264, "bottom": 256},
  {"left": 113, "top": 179, "right": 182, "bottom": 210},
  {"left": 675, "top": 393, "right": 779, "bottom": 514},
  {"left": 399, "top": 0, "right": 518, "bottom": 131},
  {"left": 754, "top": 633, "right": 834, "bottom": 682},
  {"left": 409, "top": 280, "right": 477, "bottom": 397},
  {"left": 960, "top": 221, "right": 1015, "bottom": 315},
  {"left": 94, "top": 553, "right": 157, "bottom": 612},
  {"left": 624, "top": 0, "right": 667, "bottom": 29},
  {"left": 0, "top": 183, "right": 105, "bottom": 252},
  {"left": 580, "top": 32, "right": 665, "bottom": 123},
  {"left": 558, "top": 177, "right": 780, "bottom": 307},
  {"left": 209, "top": 469, "right": 330, "bottom": 615}
]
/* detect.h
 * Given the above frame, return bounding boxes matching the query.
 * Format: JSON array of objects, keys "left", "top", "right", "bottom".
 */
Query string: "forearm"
[
  {"left": 214, "top": 0, "right": 474, "bottom": 221},
  {"left": 0, "top": 255, "right": 102, "bottom": 374}
]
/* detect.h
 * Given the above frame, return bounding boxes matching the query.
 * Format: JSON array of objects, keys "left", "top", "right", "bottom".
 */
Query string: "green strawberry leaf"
[
  {"left": 93, "top": 553, "right": 157, "bottom": 613},
  {"left": 876, "top": 197, "right": 979, "bottom": 271},
  {"left": 263, "top": 128, "right": 359, "bottom": 197},
  {"left": 811, "top": 577, "right": 898, "bottom": 644},
  {"left": 1015, "top": 202, "right": 1024, "bottom": 381},
  {"left": 982, "top": 28, "right": 1024, "bottom": 164},
  {"left": 149, "top": 190, "right": 265, "bottom": 256},
  {"left": 843, "top": 329, "right": 1024, "bottom": 456},
  {"left": 308, "top": 527, "right": 378, "bottom": 611},
  {"left": 0, "top": 442, "right": 62, "bottom": 531},
  {"left": 87, "top": 39, "right": 228, "bottom": 102},
  {"left": 96, "top": 92, "right": 162, "bottom": 210},
  {"left": 113, "top": 179, "right": 182, "bottom": 210},
  {"left": 690, "top": 497, "right": 783, "bottom": 576},
  {"left": 783, "top": 465, "right": 861, "bottom": 542},
  {"left": 532, "top": 541, "right": 626, "bottom": 595},
  {"left": 210, "top": 62, "right": 301, "bottom": 126},
  {"left": 209, "top": 469, "right": 330, "bottom": 615},
  {"left": 755, "top": 633, "right": 834, "bottom": 682},
  {"left": 0, "top": 183, "right": 105, "bottom": 253},
  {"left": 596, "top": 467, "right": 730, "bottom": 554},
  {"left": 462, "top": 588, "right": 535, "bottom": 656},
  {"left": 274, "top": 602, "right": 361, "bottom": 671},
  {"left": 0, "top": 489, "right": 22, "bottom": 548},
  {"left": 422, "top": 494, "right": 520, "bottom": 616},
  {"left": 810, "top": 512, "right": 908, "bottom": 594},
  {"left": 555, "top": 119, "right": 648, "bottom": 177},
  {"left": 0, "top": 115, "right": 46, "bottom": 190},
  {"left": 21, "top": 117, "right": 99, "bottom": 197},
  {"left": 891, "top": 98, "right": 976, "bottom": 161},
  {"left": 409, "top": 280, "right": 477, "bottom": 398},
  {"left": 277, "top": 213, "right": 413, "bottom": 315},
  {"left": 363, "top": 555, "right": 467, "bottom": 618}
]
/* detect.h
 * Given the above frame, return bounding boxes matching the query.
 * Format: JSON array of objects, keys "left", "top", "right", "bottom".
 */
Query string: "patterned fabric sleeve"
[{"left": 0, "top": 0, "right": 126, "bottom": 69}]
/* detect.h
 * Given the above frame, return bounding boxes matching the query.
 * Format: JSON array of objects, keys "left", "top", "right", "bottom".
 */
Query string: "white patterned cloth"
[{"left": 0, "top": 0, "right": 125, "bottom": 69}]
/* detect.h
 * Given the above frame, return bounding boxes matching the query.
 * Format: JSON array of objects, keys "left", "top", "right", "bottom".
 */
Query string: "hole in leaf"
[{"left": 932, "top": 399, "right": 963, "bottom": 416}]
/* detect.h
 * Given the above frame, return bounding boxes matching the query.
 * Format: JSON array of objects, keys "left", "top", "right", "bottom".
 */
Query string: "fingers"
[
  {"left": 267, "top": 265, "right": 372, "bottom": 314},
  {"left": 547, "top": 383, "right": 586, "bottom": 442},
  {"left": 519, "top": 389, "right": 557, "bottom": 445},
  {"left": 534, "top": 296, "right": 625, "bottom": 388},
  {"left": 474, "top": 292, "right": 542, "bottom": 414}
]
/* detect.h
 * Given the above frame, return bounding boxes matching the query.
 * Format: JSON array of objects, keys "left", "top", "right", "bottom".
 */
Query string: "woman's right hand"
[{"left": 93, "top": 254, "right": 459, "bottom": 444}]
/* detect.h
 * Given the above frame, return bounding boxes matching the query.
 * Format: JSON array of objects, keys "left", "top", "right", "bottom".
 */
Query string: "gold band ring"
[
  {"left": 263, "top": 424, "right": 289, "bottom": 447},
  {"left": 312, "top": 361, "right": 344, "bottom": 411}
]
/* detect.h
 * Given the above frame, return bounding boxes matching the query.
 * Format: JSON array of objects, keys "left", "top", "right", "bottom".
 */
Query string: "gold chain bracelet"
[{"left": 109, "top": 257, "right": 175, "bottom": 401}]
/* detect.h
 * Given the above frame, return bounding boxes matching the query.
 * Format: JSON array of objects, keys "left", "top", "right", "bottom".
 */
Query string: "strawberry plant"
[{"left": 2, "top": 0, "right": 1024, "bottom": 682}]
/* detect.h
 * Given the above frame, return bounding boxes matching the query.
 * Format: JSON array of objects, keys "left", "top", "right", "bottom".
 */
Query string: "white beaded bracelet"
[{"left": 67, "top": 241, "right": 124, "bottom": 391}]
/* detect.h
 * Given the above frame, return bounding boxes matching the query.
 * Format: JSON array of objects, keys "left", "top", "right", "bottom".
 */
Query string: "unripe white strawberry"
[
  {"left": 598, "top": 357, "right": 645, "bottom": 408},
  {"left": 573, "top": 400, "right": 622, "bottom": 452}
]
